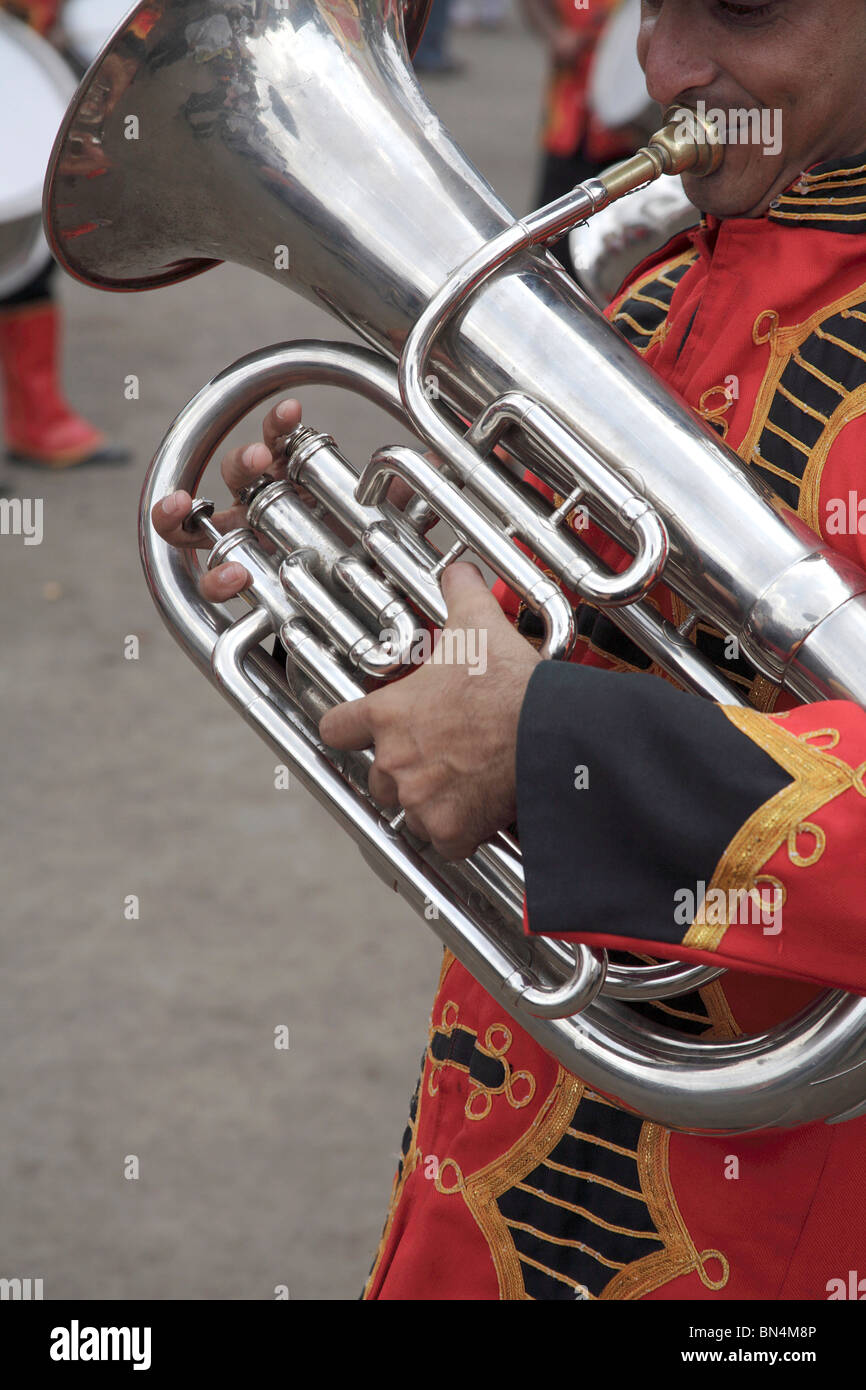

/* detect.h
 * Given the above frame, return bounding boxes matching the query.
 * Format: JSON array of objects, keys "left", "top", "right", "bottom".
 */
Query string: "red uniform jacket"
[{"left": 365, "top": 157, "right": 866, "bottom": 1301}]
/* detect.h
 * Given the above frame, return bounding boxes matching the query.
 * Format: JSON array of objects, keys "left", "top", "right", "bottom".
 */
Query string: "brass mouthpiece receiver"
[{"left": 597, "top": 107, "right": 723, "bottom": 204}]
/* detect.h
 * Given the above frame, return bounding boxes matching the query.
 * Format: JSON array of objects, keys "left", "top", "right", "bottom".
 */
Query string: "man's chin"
[{"left": 681, "top": 170, "right": 774, "bottom": 221}]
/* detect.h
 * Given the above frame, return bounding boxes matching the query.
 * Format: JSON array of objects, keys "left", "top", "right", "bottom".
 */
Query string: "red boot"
[{"left": 0, "top": 300, "right": 131, "bottom": 468}]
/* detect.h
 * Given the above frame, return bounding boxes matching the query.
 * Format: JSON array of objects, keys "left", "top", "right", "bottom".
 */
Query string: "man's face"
[{"left": 638, "top": 0, "right": 866, "bottom": 218}]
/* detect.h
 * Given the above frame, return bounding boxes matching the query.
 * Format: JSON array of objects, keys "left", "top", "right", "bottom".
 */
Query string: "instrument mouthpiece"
[{"left": 655, "top": 107, "right": 725, "bottom": 177}]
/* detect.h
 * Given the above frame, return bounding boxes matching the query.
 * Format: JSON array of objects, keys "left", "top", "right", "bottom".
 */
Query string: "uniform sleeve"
[{"left": 516, "top": 662, "right": 866, "bottom": 996}]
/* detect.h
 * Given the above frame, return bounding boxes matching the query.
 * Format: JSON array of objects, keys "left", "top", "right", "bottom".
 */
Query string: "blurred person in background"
[
  {"left": 452, "top": 0, "right": 509, "bottom": 30},
  {"left": 0, "top": 0, "right": 130, "bottom": 468},
  {"left": 521, "top": 0, "right": 635, "bottom": 265},
  {"left": 413, "top": 0, "right": 463, "bottom": 74}
]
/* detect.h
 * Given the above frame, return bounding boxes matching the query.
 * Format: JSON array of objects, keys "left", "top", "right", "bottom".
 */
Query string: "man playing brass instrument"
[{"left": 155, "top": 0, "right": 866, "bottom": 1299}]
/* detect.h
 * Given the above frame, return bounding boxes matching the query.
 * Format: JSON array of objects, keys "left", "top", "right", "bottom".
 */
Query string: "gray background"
[{"left": 1, "top": 19, "right": 548, "bottom": 1299}]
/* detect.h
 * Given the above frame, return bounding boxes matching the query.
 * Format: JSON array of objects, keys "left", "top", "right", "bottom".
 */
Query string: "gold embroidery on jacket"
[
  {"left": 442, "top": 964, "right": 739, "bottom": 1299},
  {"left": 741, "top": 288, "right": 866, "bottom": 532},
  {"left": 697, "top": 382, "right": 738, "bottom": 440},
  {"left": 454, "top": 1068, "right": 730, "bottom": 1300},
  {"left": 768, "top": 162, "right": 866, "bottom": 226},
  {"left": 683, "top": 710, "right": 865, "bottom": 951},
  {"left": 749, "top": 673, "right": 782, "bottom": 713},
  {"left": 600, "top": 1127, "right": 730, "bottom": 1300},
  {"left": 426, "top": 1000, "right": 536, "bottom": 1120},
  {"left": 800, "top": 378, "right": 866, "bottom": 532},
  {"left": 609, "top": 250, "right": 699, "bottom": 355},
  {"left": 369, "top": 954, "right": 738, "bottom": 1300}
]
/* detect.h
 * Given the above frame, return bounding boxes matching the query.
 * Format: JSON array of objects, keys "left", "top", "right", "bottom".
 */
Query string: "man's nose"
[{"left": 638, "top": 2, "right": 719, "bottom": 110}]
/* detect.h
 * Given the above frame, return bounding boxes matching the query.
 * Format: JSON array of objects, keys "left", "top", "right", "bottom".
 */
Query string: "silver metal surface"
[
  {"left": 44, "top": 0, "right": 866, "bottom": 1131},
  {"left": 569, "top": 177, "right": 699, "bottom": 308},
  {"left": 132, "top": 336, "right": 866, "bottom": 1133}
]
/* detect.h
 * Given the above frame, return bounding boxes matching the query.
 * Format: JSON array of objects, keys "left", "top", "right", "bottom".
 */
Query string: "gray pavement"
[{"left": 1, "top": 20, "right": 548, "bottom": 1299}]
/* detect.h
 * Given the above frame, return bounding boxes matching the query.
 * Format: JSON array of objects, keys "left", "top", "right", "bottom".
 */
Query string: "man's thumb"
[{"left": 439, "top": 561, "right": 497, "bottom": 622}]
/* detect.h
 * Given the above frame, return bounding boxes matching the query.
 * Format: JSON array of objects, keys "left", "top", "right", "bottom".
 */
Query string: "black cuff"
[{"left": 516, "top": 664, "right": 792, "bottom": 941}]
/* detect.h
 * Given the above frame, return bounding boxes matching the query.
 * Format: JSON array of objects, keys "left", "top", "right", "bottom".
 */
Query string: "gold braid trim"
[
  {"left": 366, "top": 961, "right": 740, "bottom": 1298},
  {"left": 457, "top": 1065, "right": 733, "bottom": 1300},
  {"left": 800, "top": 378, "right": 866, "bottom": 533},
  {"left": 460, "top": 1070, "right": 586, "bottom": 1299},
  {"left": 600, "top": 1126, "right": 729, "bottom": 1299},
  {"left": 738, "top": 289, "right": 866, "bottom": 545},
  {"left": 683, "top": 709, "right": 866, "bottom": 952},
  {"left": 749, "top": 673, "right": 782, "bottom": 713},
  {"left": 609, "top": 250, "right": 699, "bottom": 356},
  {"left": 609, "top": 249, "right": 698, "bottom": 315},
  {"left": 740, "top": 284, "right": 866, "bottom": 470}
]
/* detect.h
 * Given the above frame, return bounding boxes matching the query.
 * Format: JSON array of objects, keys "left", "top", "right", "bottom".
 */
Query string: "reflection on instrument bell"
[
  {"left": 569, "top": 178, "right": 700, "bottom": 308},
  {"left": 43, "top": 0, "right": 866, "bottom": 1133}
]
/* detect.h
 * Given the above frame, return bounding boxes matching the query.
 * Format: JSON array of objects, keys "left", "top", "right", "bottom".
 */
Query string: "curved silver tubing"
[
  {"left": 358, "top": 441, "right": 668, "bottom": 609},
  {"left": 140, "top": 339, "right": 866, "bottom": 1132},
  {"left": 50, "top": 0, "right": 866, "bottom": 712},
  {"left": 356, "top": 446, "right": 576, "bottom": 659},
  {"left": 391, "top": 193, "right": 675, "bottom": 608},
  {"left": 602, "top": 959, "right": 726, "bottom": 1002},
  {"left": 389, "top": 144, "right": 866, "bottom": 711},
  {"left": 138, "top": 335, "right": 712, "bottom": 1005},
  {"left": 206, "top": 608, "right": 866, "bottom": 1134},
  {"left": 140, "top": 338, "right": 598, "bottom": 1014}
]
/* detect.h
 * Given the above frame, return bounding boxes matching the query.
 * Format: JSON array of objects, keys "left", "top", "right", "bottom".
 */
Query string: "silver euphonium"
[{"left": 44, "top": 0, "right": 866, "bottom": 1133}]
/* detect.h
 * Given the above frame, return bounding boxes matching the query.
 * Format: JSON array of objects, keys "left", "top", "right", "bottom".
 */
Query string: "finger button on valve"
[
  {"left": 236, "top": 473, "right": 275, "bottom": 507},
  {"left": 182, "top": 498, "right": 216, "bottom": 532},
  {"left": 182, "top": 499, "right": 226, "bottom": 548}
]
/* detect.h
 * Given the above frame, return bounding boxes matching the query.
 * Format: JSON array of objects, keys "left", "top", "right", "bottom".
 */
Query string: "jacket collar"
[
  {"left": 767, "top": 151, "right": 866, "bottom": 233},
  {"left": 693, "top": 152, "right": 866, "bottom": 237}
]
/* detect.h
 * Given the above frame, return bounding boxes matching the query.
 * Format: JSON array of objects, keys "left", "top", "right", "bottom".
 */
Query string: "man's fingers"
[
  {"left": 153, "top": 491, "right": 248, "bottom": 547},
  {"left": 368, "top": 763, "right": 399, "bottom": 810},
  {"left": 152, "top": 491, "right": 250, "bottom": 547},
  {"left": 439, "top": 560, "right": 500, "bottom": 623},
  {"left": 199, "top": 562, "right": 251, "bottom": 602},
  {"left": 218, "top": 398, "right": 302, "bottom": 497},
  {"left": 151, "top": 496, "right": 252, "bottom": 595},
  {"left": 402, "top": 809, "right": 430, "bottom": 844},
  {"left": 319, "top": 696, "right": 376, "bottom": 751},
  {"left": 220, "top": 442, "right": 274, "bottom": 498},
  {"left": 262, "top": 398, "right": 303, "bottom": 454},
  {"left": 154, "top": 398, "right": 302, "bottom": 556},
  {"left": 151, "top": 490, "right": 195, "bottom": 544}
]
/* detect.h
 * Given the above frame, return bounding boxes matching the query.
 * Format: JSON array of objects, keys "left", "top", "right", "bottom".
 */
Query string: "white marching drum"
[
  {"left": 0, "top": 13, "right": 76, "bottom": 299},
  {"left": 589, "top": 0, "right": 657, "bottom": 136},
  {"left": 62, "top": 0, "right": 137, "bottom": 68}
]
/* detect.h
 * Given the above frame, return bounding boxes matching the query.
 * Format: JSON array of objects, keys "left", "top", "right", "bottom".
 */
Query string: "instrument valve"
[
  {"left": 182, "top": 498, "right": 221, "bottom": 545},
  {"left": 236, "top": 473, "right": 276, "bottom": 507},
  {"left": 428, "top": 538, "right": 466, "bottom": 580},
  {"left": 549, "top": 485, "right": 585, "bottom": 529}
]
